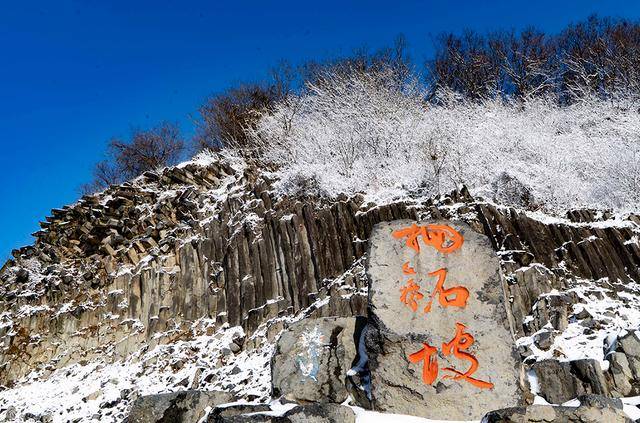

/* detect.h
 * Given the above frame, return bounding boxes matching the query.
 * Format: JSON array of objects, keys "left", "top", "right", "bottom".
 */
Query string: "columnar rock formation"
[{"left": 1, "top": 155, "right": 639, "bottom": 421}]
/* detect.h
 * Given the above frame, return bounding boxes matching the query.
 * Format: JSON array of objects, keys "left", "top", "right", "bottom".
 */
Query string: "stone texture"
[
  {"left": 532, "top": 359, "right": 609, "bottom": 404},
  {"left": 608, "top": 353, "right": 635, "bottom": 397},
  {"left": 271, "top": 317, "right": 357, "bottom": 404},
  {"left": 208, "top": 404, "right": 272, "bottom": 422},
  {"left": 365, "top": 220, "right": 522, "bottom": 420},
  {"left": 482, "top": 403, "right": 631, "bottom": 422},
  {"left": 127, "top": 390, "right": 234, "bottom": 423},
  {"left": 619, "top": 332, "right": 640, "bottom": 357},
  {"left": 0, "top": 156, "right": 639, "bottom": 413},
  {"left": 619, "top": 331, "right": 640, "bottom": 383},
  {"left": 213, "top": 404, "right": 355, "bottom": 423}
]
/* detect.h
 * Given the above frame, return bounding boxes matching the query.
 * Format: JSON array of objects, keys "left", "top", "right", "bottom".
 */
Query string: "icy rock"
[
  {"left": 229, "top": 342, "right": 241, "bottom": 353},
  {"left": 2, "top": 159, "right": 640, "bottom": 422},
  {"left": 271, "top": 317, "right": 358, "bottom": 404},
  {"left": 365, "top": 220, "right": 522, "bottom": 420},
  {"left": 127, "top": 390, "right": 235, "bottom": 423}
]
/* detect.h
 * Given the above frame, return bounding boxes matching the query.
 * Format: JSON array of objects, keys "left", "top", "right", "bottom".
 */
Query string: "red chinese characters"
[
  {"left": 423, "top": 268, "right": 469, "bottom": 313},
  {"left": 399, "top": 279, "right": 423, "bottom": 312},
  {"left": 441, "top": 323, "right": 494, "bottom": 389},
  {"left": 392, "top": 224, "right": 464, "bottom": 254},
  {"left": 407, "top": 323, "right": 494, "bottom": 390},
  {"left": 408, "top": 343, "right": 438, "bottom": 384},
  {"left": 399, "top": 267, "right": 469, "bottom": 314},
  {"left": 393, "top": 223, "right": 493, "bottom": 391}
]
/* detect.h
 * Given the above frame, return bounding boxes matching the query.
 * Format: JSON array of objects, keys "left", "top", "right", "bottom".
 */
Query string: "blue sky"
[{"left": 1, "top": 0, "right": 639, "bottom": 260}]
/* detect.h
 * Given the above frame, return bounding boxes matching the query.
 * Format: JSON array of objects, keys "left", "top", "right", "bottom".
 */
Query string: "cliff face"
[{"left": 1, "top": 155, "right": 639, "bottom": 421}]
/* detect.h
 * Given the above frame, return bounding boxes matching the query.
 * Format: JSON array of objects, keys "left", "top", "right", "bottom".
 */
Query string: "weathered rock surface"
[
  {"left": 1, "top": 155, "right": 640, "bottom": 420},
  {"left": 207, "top": 404, "right": 272, "bottom": 422},
  {"left": 210, "top": 403, "right": 355, "bottom": 423},
  {"left": 482, "top": 394, "right": 632, "bottom": 422},
  {"left": 271, "top": 317, "right": 358, "bottom": 404},
  {"left": 127, "top": 390, "right": 235, "bottom": 423},
  {"left": 365, "top": 220, "right": 522, "bottom": 420},
  {"left": 532, "top": 359, "right": 609, "bottom": 404}
]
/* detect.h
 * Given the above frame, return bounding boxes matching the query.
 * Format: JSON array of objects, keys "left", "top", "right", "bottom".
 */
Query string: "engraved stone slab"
[{"left": 365, "top": 220, "right": 522, "bottom": 420}]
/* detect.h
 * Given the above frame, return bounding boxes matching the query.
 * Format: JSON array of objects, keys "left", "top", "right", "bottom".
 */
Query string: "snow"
[
  {"left": 248, "top": 69, "right": 640, "bottom": 213},
  {"left": 2, "top": 123, "right": 640, "bottom": 422},
  {"left": 0, "top": 322, "right": 272, "bottom": 422},
  {"left": 515, "top": 277, "right": 640, "bottom": 367},
  {"left": 621, "top": 397, "right": 640, "bottom": 421},
  {"left": 350, "top": 406, "right": 477, "bottom": 423}
]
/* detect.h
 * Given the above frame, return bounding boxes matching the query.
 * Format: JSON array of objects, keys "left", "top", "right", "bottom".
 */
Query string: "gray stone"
[
  {"left": 608, "top": 352, "right": 634, "bottom": 396},
  {"left": 2, "top": 406, "right": 16, "bottom": 422},
  {"left": 482, "top": 402, "right": 632, "bottom": 422},
  {"left": 127, "top": 390, "right": 235, "bottom": 423},
  {"left": 213, "top": 404, "right": 355, "bottom": 423},
  {"left": 271, "top": 317, "right": 357, "bottom": 404},
  {"left": 365, "top": 220, "right": 522, "bottom": 420},
  {"left": 576, "top": 394, "right": 623, "bottom": 410},
  {"left": 279, "top": 404, "right": 355, "bottom": 423},
  {"left": 208, "top": 404, "right": 272, "bottom": 422},
  {"left": 533, "top": 331, "right": 554, "bottom": 350},
  {"left": 532, "top": 359, "right": 608, "bottom": 404},
  {"left": 627, "top": 355, "right": 640, "bottom": 380},
  {"left": 619, "top": 331, "right": 640, "bottom": 358}
]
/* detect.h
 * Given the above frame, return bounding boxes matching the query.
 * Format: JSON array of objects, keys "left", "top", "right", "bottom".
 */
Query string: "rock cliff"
[{"left": 1, "top": 154, "right": 639, "bottom": 421}]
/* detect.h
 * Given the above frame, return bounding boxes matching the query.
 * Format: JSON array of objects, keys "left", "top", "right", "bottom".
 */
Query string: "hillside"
[{"left": 0, "top": 151, "right": 639, "bottom": 422}]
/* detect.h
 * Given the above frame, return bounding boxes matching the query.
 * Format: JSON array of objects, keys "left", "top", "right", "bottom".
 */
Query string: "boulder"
[
  {"left": 277, "top": 404, "right": 355, "bottom": 423},
  {"left": 208, "top": 404, "right": 272, "bottom": 422},
  {"left": 482, "top": 395, "right": 631, "bottom": 422},
  {"left": 365, "top": 220, "right": 522, "bottom": 420},
  {"left": 271, "top": 317, "right": 358, "bottom": 404},
  {"left": 618, "top": 331, "right": 640, "bottom": 381},
  {"left": 127, "top": 390, "right": 235, "bottom": 423},
  {"left": 213, "top": 403, "right": 355, "bottom": 422},
  {"left": 608, "top": 352, "right": 634, "bottom": 396},
  {"left": 532, "top": 359, "right": 609, "bottom": 404},
  {"left": 619, "top": 331, "right": 640, "bottom": 357}
]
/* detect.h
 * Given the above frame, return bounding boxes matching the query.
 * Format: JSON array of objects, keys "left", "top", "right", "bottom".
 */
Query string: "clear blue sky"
[{"left": 1, "top": 0, "right": 639, "bottom": 260}]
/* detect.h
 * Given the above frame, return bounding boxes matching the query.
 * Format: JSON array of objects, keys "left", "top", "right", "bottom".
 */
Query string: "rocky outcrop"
[
  {"left": 210, "top": 404, "right": 355, "bottom": 423},
  {"left": 1, "top": 156, "right": 640, "bottom": 420},
  {"left": 271, "top": 317, "right": 358, "bottom": 404},
  {"left": 365, "top": 220, "right": 522, "bottom": 420},
  {"left": 482, "top": 395, "right": 632, "bottom": 422},
  {"left": 127, "top": 390, "right": 235, "bottom": 423},
  {"left": 532, "top": 359, "right": 609, "bottom": 404}
]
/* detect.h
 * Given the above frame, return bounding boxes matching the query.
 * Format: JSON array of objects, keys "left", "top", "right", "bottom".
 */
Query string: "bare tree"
[
  {"left": 79, "top": 161, "right": 121, "bottom": 195},
  {"left": 82, "top": 121, "right": 185, "bottom": 194},
  {"left": 305, "top": 36, "right": 411, "bottom": 88},
  {"left": 429, "top": 30, "right": 502, "bottom": 100},
  {"left": 497, "top": 29, "right": 556, "bottom": 100},
  {"left": 194, "top": 84, "right": 282, "bottom": 152},
  {"left": 110, "top": 122, "right": 185, "bottom": 178}
]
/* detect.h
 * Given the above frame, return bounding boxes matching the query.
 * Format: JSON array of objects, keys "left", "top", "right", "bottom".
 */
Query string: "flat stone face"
[
  {"left": 271, "top": 317, "right": 357, "bottom": 404},
  {"left": 365, "top": 220, "right": 522, "bottom": 420}
]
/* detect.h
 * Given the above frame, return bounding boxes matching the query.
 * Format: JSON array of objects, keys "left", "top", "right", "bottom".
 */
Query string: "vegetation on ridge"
[{"left": 84, "top": 15, "right": 640, "bottom": 213}]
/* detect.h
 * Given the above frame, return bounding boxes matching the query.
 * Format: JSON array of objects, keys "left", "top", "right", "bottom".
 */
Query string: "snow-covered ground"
[
  {"left": 515, "top": 277, "right": 640, "bottom": 368},
  {"left": 351, "top": 406, "right": 477, "bottom": 423}
]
